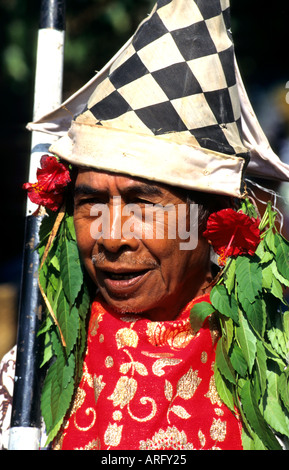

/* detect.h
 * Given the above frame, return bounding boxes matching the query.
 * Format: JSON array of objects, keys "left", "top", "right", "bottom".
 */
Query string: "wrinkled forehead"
[{"left": 74, "top": 168, "right": 187, "bottom": 200}]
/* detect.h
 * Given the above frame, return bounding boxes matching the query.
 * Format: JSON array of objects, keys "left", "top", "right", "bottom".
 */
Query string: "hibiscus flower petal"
[
  {"left": 23, "top": 155, "right": 71, "bottom": 211},
  {"left": 203, "top": 208, "right": 260, "bottom": 265}
]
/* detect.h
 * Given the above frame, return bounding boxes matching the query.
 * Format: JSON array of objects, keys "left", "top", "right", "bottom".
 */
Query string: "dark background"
[{"left": 0, "top": 0, "right": 289, "bottom": 358}]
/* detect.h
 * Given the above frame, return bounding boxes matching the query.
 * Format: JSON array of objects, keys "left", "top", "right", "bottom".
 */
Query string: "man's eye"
[
  {"left": 76, "top": 197, "right": 101, "bottom": 206},
  {"left": 130, "top": 198, "right": 153, "bottom": 205}
]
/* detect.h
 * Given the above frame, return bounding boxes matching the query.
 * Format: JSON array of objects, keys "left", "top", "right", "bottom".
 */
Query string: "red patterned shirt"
[{"left": 57, "top": 294, "right": 242, "bottom": 450}]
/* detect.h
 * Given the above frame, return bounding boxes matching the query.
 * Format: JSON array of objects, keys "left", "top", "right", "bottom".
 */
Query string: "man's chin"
[
  {"left": 110, "top": 304, "right": 146, "bottom": 315},
  {"left": 99, "top": 291, "right": 148, "bottom": 316}
]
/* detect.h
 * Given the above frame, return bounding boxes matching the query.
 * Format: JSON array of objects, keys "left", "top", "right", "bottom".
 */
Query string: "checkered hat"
[{"left": 28, "top": 0, "right": 289, "bottom": 196}]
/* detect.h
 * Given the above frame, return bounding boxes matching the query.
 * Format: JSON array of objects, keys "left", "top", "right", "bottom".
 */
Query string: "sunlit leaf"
[
  {"left": 264, "top": 368, "right": 289, "bottom": 438},
  {"left": 235, "top": 310, "right": 256, "bottom": 374},
  {"left": 210, "top": 284, "right": 239, "bottom": 324},
  {"left": 60, "top": 238, "right": 83, "bottom": 305},
  {"left": 239, "top": 296, "right": 265, "bottom": 336},
  {"left": 236, "top": 256, "right": 262, "bottom": 304},
  {"left": 190, "top": 301, "right": 215, "bottom": 333},
  {"left": 57, "top": 292, "right": 79, "bottom": 354},
  {"left": 230, "top": 344, "right": 248, "bottom": 377},
  {"left": 214, "top": 366, "right": 235, "bottom": 412},
  {"left": 215, "top": 337, "right": 236, "bottom": 384},
  {"left": 276, "top": 234, "right": 289, "bottom": 280},
  {"left": 240, "top": 381, "right": 281, "bottom": 450}
]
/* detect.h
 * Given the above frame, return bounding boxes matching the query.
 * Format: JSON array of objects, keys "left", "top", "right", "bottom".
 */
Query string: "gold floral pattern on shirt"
[
  {"left": 176, "top": 367, "right": 202, "bottom": 400},
  {"left": 210, "top": 418, "right": 227, "bottom": 442},
  {"left": 108, "top": 348, "right": 157, "bottom": 423},
  {"left": 89, "top": 310, "right": 104, "bottom": 336},
  {"left": 116, "top": 328, "right": 139, "bottom": 349},
  {"left": 70, "top": 387, "right": 86, "bottom": 416},
  {"left": 105, "top": 356, "right": 114, "bottom": 368},
  {"left": 74, "top": 407, "right": 97, "bottom": 432},
  {"left": 82, "top": 362, "right": 94, "bottom": 388},
  {"left": 198, "top": 430, "right": 206, "bottom": 447},
  {"left": 108, "top": 376, "right": 137, "bottom": 409},
  {"left": 75, "top": 438, "right": 101, "bottom": 450},
  {"left": 164, "top": 367, "right": 202, "bottom": 423},
  {"left": 119, "top": 349, "right": 148, "bottom": 376},
  {"left": 104, "top": 422, "right": 123, "bottom": 447},
  {"left": 146, "top": 320, "right": 194, "bottom": 349},
  {"left": 139, "top": 426, "right": 194, "bottom": 450},
  {"left": 152, "top": 357, "right": 182, "bottom": 376},
  {"left": 205, "top": 375, "right": 223, "bottom": 407},
  {"left": 93, "top": 375, "right": 106, "bottom": 404}
]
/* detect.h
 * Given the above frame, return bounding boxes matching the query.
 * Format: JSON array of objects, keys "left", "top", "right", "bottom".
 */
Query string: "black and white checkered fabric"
[{"left": 78, "top": 0, "right": 247, "bottom": 159}]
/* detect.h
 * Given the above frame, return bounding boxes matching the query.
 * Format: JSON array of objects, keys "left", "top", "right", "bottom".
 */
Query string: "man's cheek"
[{"left": 74, "top": 228, "right": 95, "bottom": 266}]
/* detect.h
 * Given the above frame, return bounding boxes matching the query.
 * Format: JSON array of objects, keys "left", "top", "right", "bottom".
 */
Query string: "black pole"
[
  {"left": 40, "top": 0, "right": 65, "bottom": 30},
  {"left": 8, "top": 0, "right": 65, "bottom": 450}
]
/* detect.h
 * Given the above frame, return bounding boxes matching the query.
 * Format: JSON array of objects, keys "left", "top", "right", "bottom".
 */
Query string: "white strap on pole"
[{"left": 27, "top": 27, "right": 65, "bottom": 217}]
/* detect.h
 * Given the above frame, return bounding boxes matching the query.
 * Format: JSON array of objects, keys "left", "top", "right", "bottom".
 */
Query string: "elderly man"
[
  {"left": 52, "top": 167, "right": 241, "bottom": 450},
  {"left": 2, "top": 0, "right": 289, "bottom": 451}
]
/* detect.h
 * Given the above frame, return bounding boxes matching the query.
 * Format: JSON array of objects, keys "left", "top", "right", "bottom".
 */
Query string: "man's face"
[{"left": 74, "top": 170, "right": 212, "bottom": 321}]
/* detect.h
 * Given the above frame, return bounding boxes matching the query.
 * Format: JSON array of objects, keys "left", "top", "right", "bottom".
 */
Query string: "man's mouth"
[
  {"left": 104, "top": 270, "right": 148, "bottom": 281},
  {"left": 97, "top": 267, "right": 152, "bottom": 293}
]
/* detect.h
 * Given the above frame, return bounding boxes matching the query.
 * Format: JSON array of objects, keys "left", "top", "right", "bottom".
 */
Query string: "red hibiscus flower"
[
  {"left": 203, "top": 208, "right": 261, "bottom": 266},
  {"left": 23, "top": 155, "right": 71, "bottom": 211}
]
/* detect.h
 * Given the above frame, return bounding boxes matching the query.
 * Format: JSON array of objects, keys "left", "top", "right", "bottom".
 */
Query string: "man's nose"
[{"left": 96, "top": 197, "right": 139, "bottom": 253}]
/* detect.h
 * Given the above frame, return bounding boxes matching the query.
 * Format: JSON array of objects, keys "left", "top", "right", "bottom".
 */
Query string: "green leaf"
[
  {"left": 50, "top": 254, "right": 60, "bottom": 272},
  {"left": 239, "top": 297, "right": 265, "bottom": 336},
  {"left": 235, "top": 256, "right": 262, "bottom": 304},
  {"left": 263, "top": 368, "right": 289, "bottom": 438},
  {"left": 230, "top": 344, "right": 248, "bottom": 378},
  {"left": 77, "top": 281, "right": 91, "bottom": 320},
  {"left": 210, "top": 284, "right": 239, "bottom": 324},
  {"left": 41, "top": 370, "right": 75, "bottom": 442},
  {"left": 39, "top": 331, "right": 53, "bottom": 368},
  {"left": 190, "top": 301, "right": 215, "bottom": 333},
  {"left": 57, "top": 292, "right": 79, "bottom": 354},
  {"left": 235, "top": 309, "right": 257, "bottom": 373},
  {"left": 47, "top": 270, "right": 60, "bottom": 293},
  {"left": 276, "top": 234, "right": 289, "bottom": 280},
  {"left": 278, "top": 370, "right": 289, "bottom": 415},
  {"left": 271, "top": 275, "right": 284, "bottom": 302},
  {"left": 262, "top": 263, "right": 273, "bottom": 290},
  {"left": 271, "top": 260, "right": 289, "bottom": 288},
  {"left": 239, "top": 198, "right": 258, "bottom": 219},
  {"left": 214, "top": 365, "right": 235, "bottom": 412},
  {"left": 240, "top": 380, "right": 282, "bottom": 450},
  {"left": 56, "top": 352, "right": 76, "bottom": 390},
  {"left": 215, "top": 337, "right": 236, "bottom": 384},
  {"left": 264, "top": 229, "right": 276, "bottom": 255},
  {"left": 41, "top": 350, "right": 76, "bottom": 443},
  {"left": 282, "top": 311, "right": 289, "bottom": 342},
  {"left": 65, "top": 214, "right": 77, "bottom": 240},
  {"left": 241, "top": 427, "right": 267, "bottom": 450},
  {"left": 38, "top": 211, "right": 57, "bottom": 248},
  {"left": 254, "top": 341, "right": 267, "bottom": 397},
  {"left": 220, "top": 316, "right": 234, "bottom": 352},
  {"left": 60, "top": 238, "right": 83, "bottom": 305},
  {"left": 223, "top": 258, "right": 236, "bottom": 294},
  {"left": 45, "top": 418, "right": 66, "bottom": 447}
]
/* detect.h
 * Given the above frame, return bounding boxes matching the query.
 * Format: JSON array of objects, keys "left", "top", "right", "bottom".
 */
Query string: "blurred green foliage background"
[{"left": 0, "top": 0, "right": 288, "bottom": 284}]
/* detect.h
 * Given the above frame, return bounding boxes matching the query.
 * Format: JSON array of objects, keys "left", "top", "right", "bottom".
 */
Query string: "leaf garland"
[
  {"left": 37, "top": 204, "right": 92, "bottom": 445},
  {"left": 190, "top": 198, "right": 289, "bottom": 450}
]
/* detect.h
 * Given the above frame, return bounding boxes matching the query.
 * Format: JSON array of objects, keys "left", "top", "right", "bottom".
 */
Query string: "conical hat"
[{"left": 28, "top": 0, "right": 289, "bottom": 197}]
